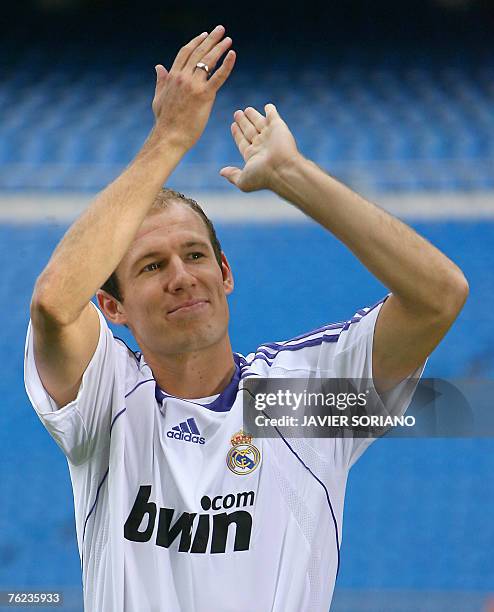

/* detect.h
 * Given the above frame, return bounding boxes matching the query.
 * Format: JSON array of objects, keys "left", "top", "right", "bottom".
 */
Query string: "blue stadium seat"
[{"left": 1, "top": 44, "right": 493, "bottom": 191}]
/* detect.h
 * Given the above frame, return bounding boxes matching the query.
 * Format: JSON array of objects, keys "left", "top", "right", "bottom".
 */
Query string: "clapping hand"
[
  {"left": 220, "top": 104, "right": 300, "bottom": 192},
  {"left": 152, "top": 26, "right": 236, "bottom": 152}
]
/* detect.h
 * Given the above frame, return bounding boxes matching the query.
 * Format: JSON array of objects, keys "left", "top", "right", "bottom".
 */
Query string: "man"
[{"left": 24, "top": 26, "right": 468, "bottom": 612}]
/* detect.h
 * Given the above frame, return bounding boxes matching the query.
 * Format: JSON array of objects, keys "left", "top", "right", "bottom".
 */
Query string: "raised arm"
[
  {"left": 220, "top": 104, "right": 468, "bottom": 393},
  {"left": 30, "top": 27, "right": 235, "bottom": 408}
]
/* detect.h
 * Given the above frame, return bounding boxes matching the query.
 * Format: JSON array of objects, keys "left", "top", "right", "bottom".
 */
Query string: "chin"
[{"left": 176, "top": 325, "right": 226, "bottom": 353}]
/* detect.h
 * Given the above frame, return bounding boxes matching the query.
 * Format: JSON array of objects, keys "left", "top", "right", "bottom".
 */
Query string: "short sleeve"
[
  {"left": 330, "top": 298, "right": 386, "bottom": 379},
  {"left": 24, "top": 303, "right": 119, "bottom": 464},
  {"left": 330, "top": 298, "right": 426, "bottom": 468}
]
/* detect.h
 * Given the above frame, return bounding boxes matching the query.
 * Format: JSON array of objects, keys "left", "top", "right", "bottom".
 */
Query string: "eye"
[
  {"left": 188, "top": 252, "right": 205, "bottom": 260},
  {"left": 142, "top": 262, "right": 161, "bottom": 272}
]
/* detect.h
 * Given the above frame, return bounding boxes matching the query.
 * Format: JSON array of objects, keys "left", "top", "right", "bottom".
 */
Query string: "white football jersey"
[{"left": 24, "top": 298, "right": 422, "bottom": 612}]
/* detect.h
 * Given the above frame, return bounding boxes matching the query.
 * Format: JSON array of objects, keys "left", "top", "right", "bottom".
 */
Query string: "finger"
[
  {"left": 208, "top": 50, "right": 236, "bottom": 90},
  {"left": 171, "top": 31, "right": 209, "bottom": 72},
  {"left": 265, "top": 103, "right": 280, "bottom": 121},
  {"left": 187, "top": 25, "right": 226, "bottom": 71},
  {"left": 244, "top": 106, "right": 267, "bottom": 131},
  {"left": 197, "top": 36, "right": 232, "bottom": 77},
  {"left": 234, "top": 110, "right": 258, "bottom": 143},
  {"left": 154, "top": 64, "right": 168, "bottom": 95},
  {"left": 219, "top": 166, "right": 242, "bottom": 186},
  {"left": 231, "top": 122, "right": 250, "bottom": 157}
]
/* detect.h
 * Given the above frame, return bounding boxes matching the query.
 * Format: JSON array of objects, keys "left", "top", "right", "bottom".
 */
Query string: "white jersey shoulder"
[
  {"left": 243, "top": 297, "right": 385, "bottom": 378},
  {"left": 23, "top": 297, "right": 423, "bottom": 612}
]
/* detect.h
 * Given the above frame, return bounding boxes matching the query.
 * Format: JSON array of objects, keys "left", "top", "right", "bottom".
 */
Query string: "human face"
[{"left": 109, "top": 202, "right": 233, "bottom": 357}]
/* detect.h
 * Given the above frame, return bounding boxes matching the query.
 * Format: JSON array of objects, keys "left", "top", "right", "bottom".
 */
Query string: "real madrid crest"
[{"left": 226, "top": 430, "right": 261, "bottom": 475}]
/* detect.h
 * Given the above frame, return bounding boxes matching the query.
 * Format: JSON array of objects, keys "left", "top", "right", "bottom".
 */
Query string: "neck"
[{"left": 142, "top": 339, "right": 236, "bottom": 399}]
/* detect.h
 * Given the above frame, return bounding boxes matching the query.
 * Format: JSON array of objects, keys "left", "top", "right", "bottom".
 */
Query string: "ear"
[
  {"left": 220, "top": 252, "right": 234, "bottom": 296},
  {"left": 96, "top": 290, "right": 128, "bottom": 326}
]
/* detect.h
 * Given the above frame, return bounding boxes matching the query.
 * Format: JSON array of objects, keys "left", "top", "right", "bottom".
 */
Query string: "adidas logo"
[{"left": 167, "top": 417, "right": 205, "bottom": 445}]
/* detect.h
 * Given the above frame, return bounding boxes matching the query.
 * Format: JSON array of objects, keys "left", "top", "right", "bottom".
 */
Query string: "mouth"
[{"left": 167, "top": 299, "right": 210, "bottom": 316}]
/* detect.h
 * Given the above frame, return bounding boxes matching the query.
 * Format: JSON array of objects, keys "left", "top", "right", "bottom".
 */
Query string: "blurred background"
[{"left": 0, "top": 0, "right": 493, "bottom": 610}]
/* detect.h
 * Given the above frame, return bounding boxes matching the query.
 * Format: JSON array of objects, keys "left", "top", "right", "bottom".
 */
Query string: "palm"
[
  {"left": 220, "top": 104, "right": 299, "bottom": 192},
  {"left": 235, "top": 145, "right": 271, "bottom": 192}
]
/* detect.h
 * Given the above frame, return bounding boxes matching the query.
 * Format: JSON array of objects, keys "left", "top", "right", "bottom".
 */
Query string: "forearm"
[
  {"left": 32, "top": 129, "right": 184, "bottom": 323},
  {"left": 271, "top": 155, "right": 467, "bottom": 313}
]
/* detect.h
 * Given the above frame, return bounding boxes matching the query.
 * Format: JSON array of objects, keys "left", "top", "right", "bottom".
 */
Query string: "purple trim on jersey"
[
  {"left": 82, "top": 377, "right": 156, "bottom": 558},
  {"left": 287, "top": 321, "right": 347, "bottom": 342},
  {"left": 240, "top": 371, "right": 261, "bottom": 380},
  {"left": 255, "top": 338, "right": 343, "bottom": 361},
  {"left": 240, "top": 338, "right": 340, "bottom": 371},
  {"left": 81, "top": 467, "right": 109, "bottom": 563},
  {"left": 155, "top": 354, "right": 242, "bottom": 413},
  {"left": 239, "top": 298, "right": 388, "bottom": 381},
  {"left": 113, "top": 336, "right": 154, "bottom": 376},
  {"left": 246, "top": 353, "right": 275, "bottom": 367},
  {"left": 252, "top": 347, "right": 279, "bottom": 358},
  {"left": 114, "top": 336, "right": 140, "bottom": 365},
  {"left": 260, "top": 334, "right": 338, "bottom": 353},
  {"left": 270, "top": 419, "right": 341, "bottom": 577},
  {"left": 362, "top": 295, "right": 388, "bottom": 314},
  {"left": 82, "top": 377, "right": 156, "bottom": 559},
  {"left": 108, "top": 379, "right": 155, "bottom": 435},
  {"left": 259, "top": 296, "right": 387, "bottom": 354},
  {"left": 110, "top": 408, "right": 126, "bottom": 434},
  {"left": 261, "top": 334, "right": 340, "bottom": 353},
  {"left": 126, "top": 378, "right": 155, "bottom": 399},
  {"left": 81, "top": 378, "right": 154, "bottom": 557},
  {"left": 354, "top": 296, "right": 388, "bottom": 317}
]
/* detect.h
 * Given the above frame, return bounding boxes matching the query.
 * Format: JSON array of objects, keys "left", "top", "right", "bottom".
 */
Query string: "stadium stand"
[
  {"left": 0, "top": 44, "right": 493, "bottom": 192},
  {"left": 1, "top": 0, "right": 493, "bottom": 606}
]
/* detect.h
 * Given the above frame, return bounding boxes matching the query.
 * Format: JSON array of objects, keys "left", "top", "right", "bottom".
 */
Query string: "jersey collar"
[{"left": 154, "top": 353, "right": 242, "bottom": 413}]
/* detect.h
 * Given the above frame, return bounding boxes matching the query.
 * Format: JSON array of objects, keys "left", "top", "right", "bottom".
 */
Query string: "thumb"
[
  {"left": 220, "top": 166, "right": 242, "bottom": 186},
  {"left": 264, "top": 103, "right": 280, "bottom": 121}
]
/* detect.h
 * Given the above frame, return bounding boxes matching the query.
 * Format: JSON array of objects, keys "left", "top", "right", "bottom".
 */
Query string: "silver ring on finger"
[{"left": 195, "top": 62, "right": 210, "bottom": 77}]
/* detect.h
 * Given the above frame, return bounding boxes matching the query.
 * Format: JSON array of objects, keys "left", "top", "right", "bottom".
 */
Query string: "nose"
[{"left": 166, "top": 255, "right": 196, "bottom": 293}]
